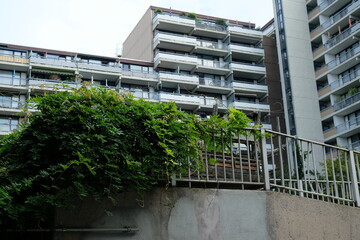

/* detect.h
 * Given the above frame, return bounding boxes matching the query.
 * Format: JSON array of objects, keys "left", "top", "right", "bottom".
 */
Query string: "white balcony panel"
[
  {"left": 231, "top": 63, "right": 266, "bottom": 74},
  {"left": 153, "top": 14, "right": 195, "bottom": 33},
  {"left": 29, "top": 79, "right": 80, "bottom": 89},
  {"left": 154, "top": 32, "right": 197, "bottom": 45},
  {"left": 231, "top": 101, "right": 270, "bottom": 112},
  {"left": 159, "top": 92, "right": 201, "bottom": 104},
  {"left": 154, "top": 32, "right": 197, "bottom": 52},
  {"left": 232, "top": 82, "right": 268, "bottom": 92},
  {"left": 230, "top": 44, "right": 264, "bottom": 55},
  {"left": 159, "top": 72, "right": 199, "bottom": 84},
  {"left": 229, "top": 26, "right": 263, "bottom": 38},
  {"left": 77, "top": 63, "right": 121, "bottom": 73},
  {"left": 154, "top": 52, "right": 198, "bottom": 71},
  {"left": 30, "top": 57, "right": 76, "bottom": 69}
]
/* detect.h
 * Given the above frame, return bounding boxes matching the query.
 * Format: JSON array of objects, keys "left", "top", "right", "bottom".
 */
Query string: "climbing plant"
[{"left": 0, "top": 87, "right": 256, "bottom": 229}]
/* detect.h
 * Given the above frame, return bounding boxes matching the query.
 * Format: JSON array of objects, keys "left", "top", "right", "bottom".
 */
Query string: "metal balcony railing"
[
  {"left": 195, "top": 21, "right": 227, "bottom": 32},
  {"left": 174, "top": 127, "right": 360, "bottom": 207},
  {"left": 326, "top": 22, "right": 360, "bottom": 49},
  {"left": 0, "top": 75, "right": 27, "bottom": 86},
  {"left": 336, "top": 115, "right": 360, "bottom": 133},
  {"left": 334, "top": 92, "right": 360, "bottom": 112},
  {"left": 327, "top": 44, "right": 360, "bottom": 70}
]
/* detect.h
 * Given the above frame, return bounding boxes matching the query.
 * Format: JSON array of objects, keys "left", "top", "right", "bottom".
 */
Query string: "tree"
[{"left": 0, "top": 87, "right": 254, "bottom": 229}]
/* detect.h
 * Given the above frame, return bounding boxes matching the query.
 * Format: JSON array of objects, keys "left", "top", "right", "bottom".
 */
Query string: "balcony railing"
[
  {"left": 155, "top": 52, "right": 198, "bottom": 64},
  {"left": 322, "top": 0, "right": 360, "bottom": 29},
  {"left": 159, "top": 72, "right": 198, "bottom": 84},
  {"left": 327, "top": 44, "right": 360, "bottom": 70},
  {"left": 230, "top": 43, "right": 264, "bottom": 55},
  {"left": 231, "top": 62, "right": 266, "bottom": 73},
  {"left": 0, "top": 75, "right": 27, "bottom": 86},
  {"left": 326, "top": 22, "right": 360, "bottom": 49},
  {"left": 153, "top": 13, "right": 196, "bottom": 26},
  {"left": 153, "top": 32, "right": 197, "bottom": 45},
  {"left": 336, "top": 115, "right": 360, "bottom": 133},
  {"left": 122, "top": 70, "right": 158, "bottom": 80},
  {"left": 199, "top": 78, "right": 231, "bottom": 88},
  {"left": 158, "top": 92, "right": 201, "bottom": 104},
  {"left": 0, "top": 51, "right": 29, "bottom": 64},
  {"left": 232, "top": 81, "right": 268, "bottom": 92},
  {"left": 0, "top": 119, "right": 18, "bottom": 133},
  {"left": 319, "top": 0, "right": 336, "bottom": 11},
  {"left": 197, "top": 59, "right": 229, "bottom": 69},
  {"left": 28, "top": 78, "right": 81, "bottom": 89},
  {"left": 228, "top": 25, "right": 262, "bottom": 37},
  {"left": 230, "top": 101, "right": 270, "bottom": 111},
  {"left": 334, "top": 92, "right": 360, "bottom": 112},
  {"left": 195, "top": 21, "right": 227, "bottom": 32},
  {"left": 197, "top": 40, "right": 228, "bottom": 50},
  {"left": 0, "top": 98, "right": 25, "bottom": 109}
]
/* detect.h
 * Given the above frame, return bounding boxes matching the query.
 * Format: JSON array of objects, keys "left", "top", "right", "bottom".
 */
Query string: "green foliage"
[
  {"left": 215, "top": 19, "right": 227, "bottom": 26},
  {"left": 0, "top": 87, "right": 254, "bottom": 229},
  {"left": 187, "top": 12, "right": 197, "bottom": 19},
  {"left": 154, "top": 8, "right": 163, "bottom": 14}
]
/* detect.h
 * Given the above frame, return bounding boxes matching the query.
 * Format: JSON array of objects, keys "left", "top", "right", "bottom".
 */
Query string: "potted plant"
[
  {"left": 154, "top": 8, "right": 163, "bottom": 14},
  {"left": 187, "top": 12, "right": 197, "bottom": 20},
  {"left": 215, "top": 19, "right": 228, "bottom": 27}
]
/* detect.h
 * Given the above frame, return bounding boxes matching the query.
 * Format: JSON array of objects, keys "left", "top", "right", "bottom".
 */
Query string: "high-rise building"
[
  {"left": 0, "top": 6, "right": 282, "bottom": 136},
  {"left": 273, "top": 0, "right": 360, "bottom": 148}
]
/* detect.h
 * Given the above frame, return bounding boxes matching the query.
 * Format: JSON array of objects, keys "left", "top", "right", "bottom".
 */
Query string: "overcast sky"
[{"left": 1, "top": 0, "right": 274, "bottom": 57}]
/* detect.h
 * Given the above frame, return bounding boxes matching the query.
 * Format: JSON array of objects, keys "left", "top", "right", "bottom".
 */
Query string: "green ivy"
[{"left": 0, "top": 87, "right": 256, "bottom": 229}]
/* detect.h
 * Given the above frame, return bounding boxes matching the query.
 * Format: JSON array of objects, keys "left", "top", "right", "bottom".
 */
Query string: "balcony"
[
  {"left": 30, "top": 56, "right": 122, "bottom": 73},
  {"left": 159, "top": 72, "right": 199, "bottom": 86},
  {"left": 230, "top": 43, "right": 264, "bottom": 60},
  {"left": 308, "top": 6, "right": 320, "bottom": 19},
  {"left": 194, "top": 40, "right": 229, "bottom": 57},
  {"left": 326, "top": 22, "right": 360, "bottom": 50},
  {"left": 0, "top": 75, "right": 27, "bottom": 87},
  {"left": 153, "top": 32, "right": 197, "bottom": 52},
  {"left": 28, "top": 78, "right": 81, "bottom": 90},
  {"left": 121, "top": 70, "right": 158, "bottom": 81},
  {"left": 336, "top": 116, "right": 360, "bottom": 134},
  {"left": 231, "top": 62, "right": 266, "bottom": 79},
  {"left": 0, "top": 51, "right": 29, "bottom": 65},
  {"left": 333, "top": 91, "right": 360, "bottom": 112},
  {"left": 315, "top": 65, "right": 328, "bottom": 78},
  {"left": 327, "top": 44, "right": 360, "bottom": 71},
  {"left": 197, "top": 59, "right": 230, "bottom": 75},
  {"left": 0, "top": 118, "right": 18, "bottom": 135},
  {"left": 154, "top": 52, "right": 198, "bottom": 71},
  {"left": 232, "top": 81, "right": 268, "bottom": 93},
  {"left": 158, "top": 92, "right": 200, "bottom": 105},
  {"left": 193, "top": 21, "right": 228, "bottom": 39},
  {"left": 152, "top": 13, "right": 195, "bottom": 34},
  {"left": 228, "top": 26, "right": 262, "bottom": 39},
  {"left": 330, "top": 68, "right": 360, "bottom": 91},
  {"left": 320, "top": 106, "right": 334, "bottom": 118},
  {"left": 313, "top": 45, "right": 325, "bottom": 58},
  {"left": 230, "top": 101, "right": 270, "bottom": 112},
  {"left": 0, "top": 96, "right": 25, "bottom": 115},
  {"left": 199, "top": 78, "right": 230, "bottom": 88}
]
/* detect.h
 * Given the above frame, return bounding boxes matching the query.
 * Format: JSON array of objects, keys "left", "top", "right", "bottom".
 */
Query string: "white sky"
[{"left": 1, "top": 0, "right": 274, "bottom": 57}]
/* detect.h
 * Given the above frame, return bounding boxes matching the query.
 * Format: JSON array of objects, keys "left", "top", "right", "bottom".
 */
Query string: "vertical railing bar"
[
  {"left": 261, "top": 129, "right": 270, "bottom": 190},
  {"left": 310, "top": 142, "right": 319, "bottom": 199},
  {"left": 246, "top": 135, "right": 252, "bottom": 182},
  {"left": 286, "top": 137, "right": 293, "bottom": 193},
  {"left": 330, "top": 148, "right": 339, "bottom": 200},
  {"left": 278, "top": 134, "right": 285, "bottom": 192},
  {"left": 205, "top": 143, "right": 209, "bottom": 181},
  {"left": 322, "top": 146, "right": 330, "bottom": 199},
  {"left": 293, "top": 137, "right": 300, "bottom": 195},
  {"left": 255, "top": 139, "right": 261, "bottom": 183},
  {"left": 302, "top": 141, "right": 309, "bottom": 198},
  {"left": 238, "top": 133, "right": 244, "bottom": 186},
  {"left": 188, "top": 155, "right": 191, "bottom": 188},
  {"left": 221, "top": 129, "right": 226, "bottom": 182},
  {"left": 349, "top": 150, "right": 360, "bottom": 207},
  {"left": 214, "top": 134, "right": 218, "bottom": 181},
  {"left": 270, "top": 135, "right": 276, "bottom": 184},
  {"left": 306, "top": 142, "right": 313, "bottom": 198},
  {"left": 344, "top": 150, "right": 351, "bottom": 203},
  {"left": 230, "top": 133, "right": 235, "bottom": 182},
  {"left": 339, "top": 150, "right": 346, "bottom": 200}
]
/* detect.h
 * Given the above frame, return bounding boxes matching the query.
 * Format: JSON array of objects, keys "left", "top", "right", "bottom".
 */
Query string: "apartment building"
[
  {"left": 273, "top": 0, "right": 360, "bottom": 148},
  {"left": 0, "top": 6, "right": 279, "bottom": 136},
  {"left": 122, "top": 6, "right": 274, "bottom": 126}
]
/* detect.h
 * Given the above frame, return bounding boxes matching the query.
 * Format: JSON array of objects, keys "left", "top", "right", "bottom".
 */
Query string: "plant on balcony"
[
  {"left": 348, "top": 88, "right": 359, "bottom": 96},
  {"left": 0, "top": 87, "right": 259, "bottom": 229},
  {"left": 215, "top": 19, "right": 227, "bottom": 26},
  {"left": 187, "top": 12, "right": 197, "bottom": 20},
  {"left": 154, "top": 8, "right": 163, "bottom": 14}
]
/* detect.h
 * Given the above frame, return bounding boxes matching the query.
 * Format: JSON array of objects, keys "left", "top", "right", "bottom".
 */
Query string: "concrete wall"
[
  {"left": 122, "top": 7, "right": 154, "bottom": 62},
  {"left": 53, "top": 188, "right": 360, "bottom": 240}
]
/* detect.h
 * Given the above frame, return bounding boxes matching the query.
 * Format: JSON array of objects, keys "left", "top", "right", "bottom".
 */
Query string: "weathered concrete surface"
[
  {"left": 267, "top": 191, "right": 360, "bottom": 240},
  {"left": 53, "top": 188, "right": 360, "bottom": 240}
]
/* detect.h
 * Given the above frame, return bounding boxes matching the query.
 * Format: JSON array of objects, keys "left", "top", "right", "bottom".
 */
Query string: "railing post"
[
  {"left": 261, "top": 128, "right": 270, "bottom": 191},
  {"left": 349, "top": 150, "right": 360, "bottom": 207}
]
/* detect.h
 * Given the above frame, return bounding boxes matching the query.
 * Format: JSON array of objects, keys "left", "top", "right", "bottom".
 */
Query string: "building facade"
[
  {"left": 0, "top": 7, "right": 280, "bottom": 137},
  {"left": 274, "top": 0, "right": 360, "bottom": 148}
]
